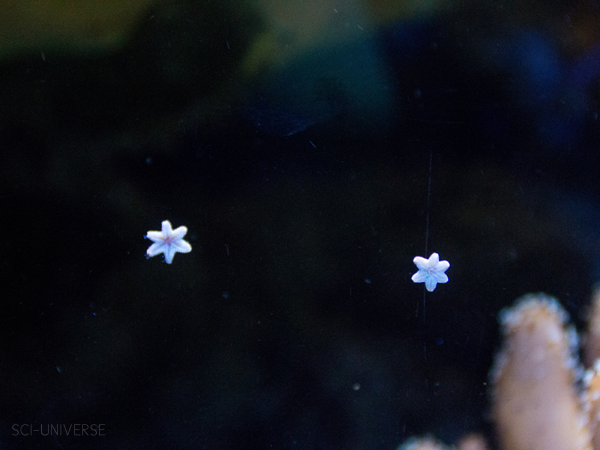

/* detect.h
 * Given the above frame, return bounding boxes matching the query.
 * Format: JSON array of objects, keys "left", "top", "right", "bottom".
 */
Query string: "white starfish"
[
  {"left": 145, "top": 220, "right": 192, "bottom": 264},
  {"left": 411, "top": 252, "right": 450, "bottom": 292}
]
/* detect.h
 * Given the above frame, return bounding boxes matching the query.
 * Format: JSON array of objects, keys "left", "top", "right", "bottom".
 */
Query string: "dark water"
[{"left": 0, "top": 2, "right": 598, "bottom": 449}]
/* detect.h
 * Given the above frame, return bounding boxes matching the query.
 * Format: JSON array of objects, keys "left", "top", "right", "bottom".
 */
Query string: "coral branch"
[
  {"left": 585, "top": 288, "right": 600, "bottom": 368},
  {"left": 583, "top": 365, "right": 600, "bottom": 448},
  {"left": 399, "top": 290, "right": 600, "bottom": 449},
  {"left": 491, "top": 294, "right": 591, "bottom": 450}
]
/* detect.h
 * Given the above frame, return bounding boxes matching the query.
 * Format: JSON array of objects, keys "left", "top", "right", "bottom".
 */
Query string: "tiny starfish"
[
  {"left": 411, "top": 252, "right": 450, "bottom": 292},
  {"left": 146, "top": 220, "right": 192, "bottom": 264}
]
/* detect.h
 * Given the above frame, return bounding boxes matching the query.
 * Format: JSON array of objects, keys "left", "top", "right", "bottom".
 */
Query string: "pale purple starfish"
[
  {"left": 411, "top": 252, "right": 450, "bottom": 292},
  {"left": 146, "top": 220, "right": 192, "bottom": 264}
]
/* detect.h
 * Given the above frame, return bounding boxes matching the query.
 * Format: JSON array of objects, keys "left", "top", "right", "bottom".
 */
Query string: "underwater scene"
[{"left": 2, "top": 1, "right": 600, "bottom": 449}]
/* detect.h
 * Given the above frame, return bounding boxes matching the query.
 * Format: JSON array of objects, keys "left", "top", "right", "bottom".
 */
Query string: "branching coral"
[
  {"left": 402, "top": 290, "right": 600, "bottom": 450},
  {"left": 491, "top": 294, "right": 592, "bottom": 449}
]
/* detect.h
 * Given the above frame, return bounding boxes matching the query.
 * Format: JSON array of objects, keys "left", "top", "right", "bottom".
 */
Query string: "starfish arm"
[
  {"left": 146, "top": 231, "right": 165, "bottom": 242},
  {"left": 437, "top": 260, "right": 450, "bottom": 272},
  {"left": 412, "top": 271, "right": 428, "bottom": 283},
  {"left": 434, "top": 272, "right": 449, "bottom": 284},
  {"left": 147, "top": 242, "right": 166, "bottom": 257},
  {"left": 428, "top": 253, "right": 440, "bottom": 265},
  {"left": 163, "top": 245, "right": 175, "bottom": 264},
  {"left": 171, "top": 226, "right": 188, "bottom": 240},
  {"left": 172, "top": 240, "right": 192, "bottom": 253},
  {"left": 413, "top": 256, "right": 429, "bottom": 270},
  {"left": 161, "top": 220, "right": 174, "bottom": 236},
  {"left": 425, "top": 276, "right": 438, "bottom": 292}
]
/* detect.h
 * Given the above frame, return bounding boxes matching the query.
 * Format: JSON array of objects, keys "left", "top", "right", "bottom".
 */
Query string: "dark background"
[{"left": 1, "top": 1, "right": 600, "bottom": 448}]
